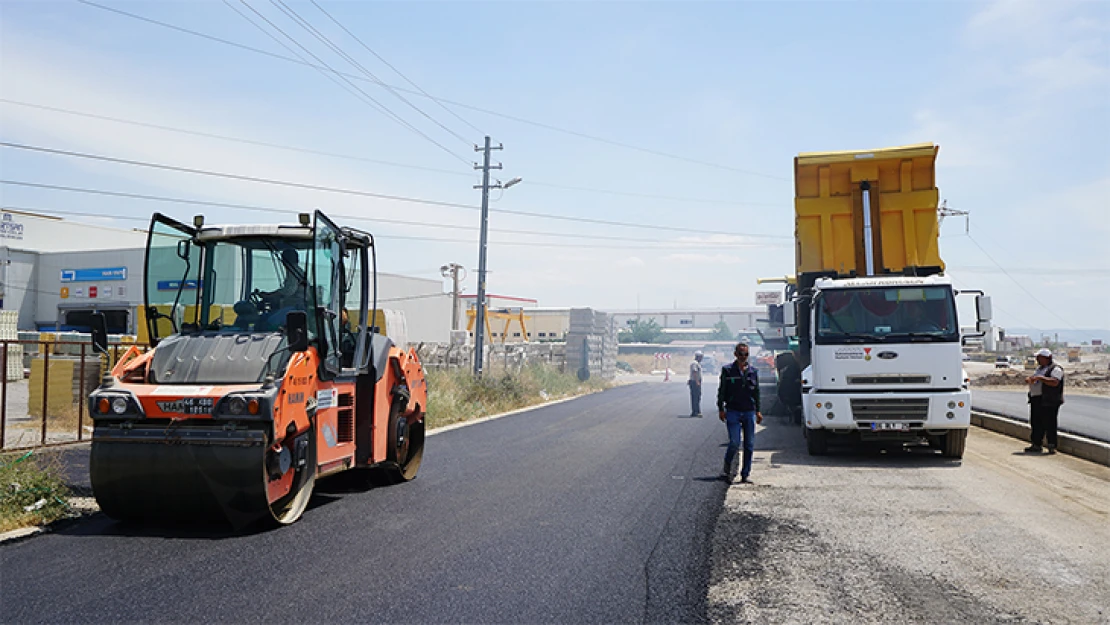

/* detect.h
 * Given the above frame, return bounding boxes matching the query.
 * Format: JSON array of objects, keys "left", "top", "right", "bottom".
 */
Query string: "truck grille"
[
  {"left": 850, "top": 397, "right": 930, "bottom": 421},
  {"left": 848, "top": 374, "right": 931, "bottom": 385}
]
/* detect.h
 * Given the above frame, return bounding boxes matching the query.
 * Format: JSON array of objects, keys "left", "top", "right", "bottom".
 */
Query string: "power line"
[
  {"left": 0, "top": 98, "right": 472, "bottom": 178},
  {"left": 947, "top": 274, "right": 1041, "bottom": 334},
  {"left": 2, "top": 204, "right": 775, "bottom": 252},
  {"left": 964, "top": 234, "right": 1079, "bottom": 330},
  {"left": 1, "top": 180, "right": 787, "bottom": 246},
  {"left": 228, "top": 0, "right": 472, "bottom": 167},
  {"left": 1, "top": 98, "right": 778, "bottom": 208},
  {"left": 0, "top": 143, "right": 790, "bottom": 238},
  {"left": 270, "top": 0, "right": 473, "bottom": 147},
  {"left": 75, "top": 0, "right": 787, "bottom": 182},
  {"left": 309, "top": 0, "right": 483, "bottom": 136}
]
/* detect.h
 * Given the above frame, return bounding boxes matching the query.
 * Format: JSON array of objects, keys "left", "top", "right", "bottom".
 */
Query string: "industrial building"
[
  {"left": 459, "top": 294, "right": 766, "bottom": 344},
  {"left": 0, "top": 210, "right": 453, "bottom": 343}
]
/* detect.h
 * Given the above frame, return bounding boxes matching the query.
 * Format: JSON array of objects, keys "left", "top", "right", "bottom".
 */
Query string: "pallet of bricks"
[
  {"left": 566, "top": 308, "right": 618, "bottom": 380},
  {"left": 0, "top": 310, "right": 20, "bottom": 381},
  {"left": 28, "top": 332, "right": 103, "bottom": 418}
]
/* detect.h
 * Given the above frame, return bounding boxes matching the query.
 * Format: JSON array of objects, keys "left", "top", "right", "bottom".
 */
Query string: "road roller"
[{"left": 87, "top": 211, "right": 427, "bottom": 527}]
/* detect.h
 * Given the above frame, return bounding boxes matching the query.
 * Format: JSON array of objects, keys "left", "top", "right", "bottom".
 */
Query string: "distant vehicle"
[
  {"left": 995, "top": 356, "right": 1010, "bottom": 369},
  {"left": 1067, "top": 348, "right": 1081, "bottom": 363},
  {"left": 1024, "top": 356, "right": 1037, "bottom": 371}
]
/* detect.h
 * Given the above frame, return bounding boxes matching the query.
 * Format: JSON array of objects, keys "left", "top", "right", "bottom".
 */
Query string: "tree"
[
  {"left": 710, "top": 320, "right": 734, "bottom": 341},
  {"left": 619, "top": 318, "right": 665, "bottom": 343}
]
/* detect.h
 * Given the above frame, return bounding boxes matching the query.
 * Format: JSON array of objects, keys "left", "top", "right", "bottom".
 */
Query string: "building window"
[
  {"left": 680, "top": 319, "right": 692, "bottom": 325},
  {"left": 514, "top": 332, "right": 521, "bottom": 337},
  {"left": 539, "top": 332, "right": 547, "bottom": 337}
]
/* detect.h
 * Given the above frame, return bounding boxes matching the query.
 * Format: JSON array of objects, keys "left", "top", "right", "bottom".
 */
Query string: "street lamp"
[{"left": 473, "top": 152, "right": 522, "bottom": 376}]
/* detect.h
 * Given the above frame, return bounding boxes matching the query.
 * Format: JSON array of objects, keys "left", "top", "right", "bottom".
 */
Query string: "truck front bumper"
[{"left": 803, "top": 390, "right": 971, "bottom": 434}]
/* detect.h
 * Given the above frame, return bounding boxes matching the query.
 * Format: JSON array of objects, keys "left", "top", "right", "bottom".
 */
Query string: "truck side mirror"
[
  {"left": 90, "top": 312, "right": 109, "bottom": 355},
  {"left": 286, "top": 311, "right": 309, "bottom": 352},
  {"left": 783, "top": 302, "right": 796, "bottom": 326},
  {"left": 976, "top": 295, "right": 993, "bottom": 323}
]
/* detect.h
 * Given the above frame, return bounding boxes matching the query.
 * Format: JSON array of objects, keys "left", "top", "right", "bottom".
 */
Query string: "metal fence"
[
  {"left": 0, "top": 339, "right": 148, "bottom": 451},
  {"left": 415, "top": 342, "right": 567, "bottom": 374}
]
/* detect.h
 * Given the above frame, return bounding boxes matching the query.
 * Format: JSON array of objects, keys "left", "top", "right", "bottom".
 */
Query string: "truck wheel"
[
  {"left": 806, "top": 428, "right": 828, "bottom": 456},
  {"left": 942, "top": 429, "right": 967, "bottom": 459}
]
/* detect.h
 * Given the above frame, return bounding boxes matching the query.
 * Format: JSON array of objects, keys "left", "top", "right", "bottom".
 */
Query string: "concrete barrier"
[{"left": 972, "top": 411, "right": 1110, "bottom": 467}]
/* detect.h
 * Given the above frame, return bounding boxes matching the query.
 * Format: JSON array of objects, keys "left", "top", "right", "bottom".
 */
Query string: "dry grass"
[
  {"left": 425, "top": 363, "right": 610, "bottom": 429},
  {"left": 21, "top": 403, "right": 88, "bottom": 442},
  {"left": 0, "top": 450, "right": 71, "bottom": 533}
]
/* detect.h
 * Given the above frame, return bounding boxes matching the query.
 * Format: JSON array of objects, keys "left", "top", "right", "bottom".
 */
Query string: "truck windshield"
[{"left": 815, "top": 286, "right": 958, "bottom": 344}]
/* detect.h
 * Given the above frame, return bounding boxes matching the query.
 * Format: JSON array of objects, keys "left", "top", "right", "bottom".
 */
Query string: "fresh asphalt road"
[
  {"left": 972, "top": 389, "right": 1110, "bottom": 443},
  {"left": 1, "top": 381, "right": 732, "bottom": 624}
]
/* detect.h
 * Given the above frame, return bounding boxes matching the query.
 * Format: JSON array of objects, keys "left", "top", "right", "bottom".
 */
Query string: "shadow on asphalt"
[
  {"left": 769, "top": 443, "right": 963, "bottom": 469},
  {"left": 53, "top": 480, "right": 357, "bottom": 540}
]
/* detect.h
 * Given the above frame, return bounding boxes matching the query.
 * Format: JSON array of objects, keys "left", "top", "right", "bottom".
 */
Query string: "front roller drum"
[{"left": 90, "top": 425, "right": 316, "bottom": 528}]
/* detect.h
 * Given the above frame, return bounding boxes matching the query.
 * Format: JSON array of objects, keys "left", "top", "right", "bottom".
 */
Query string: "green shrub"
[{"left": 0, "top": 451, "right": 71, "bottom": 533}]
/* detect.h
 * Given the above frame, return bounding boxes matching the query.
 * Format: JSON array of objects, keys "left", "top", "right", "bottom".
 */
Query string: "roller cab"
[{"left": 89, "top": 211, "right": 427, "bottom": 527}]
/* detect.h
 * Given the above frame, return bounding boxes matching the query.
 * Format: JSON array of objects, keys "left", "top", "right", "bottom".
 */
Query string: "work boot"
[
  {"left": 740, "top": 476, "right": 752, "bottom": 484},
  {"left": 1047, "top": 446, "right": 1057, "bottom": 455},
  {"left": 721, "top": 461, "right": 730, "bottom": 478},
  {"left": 695, "top": 412, "right": 703, "bottom": 418},
  {"left": 1024, "top": 445, "right": 1043, "bottom": 453}
]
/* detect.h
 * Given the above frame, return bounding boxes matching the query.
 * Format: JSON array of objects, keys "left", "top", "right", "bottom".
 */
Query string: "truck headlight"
[
  {"left": 947, "top": 401, "right": 956, "bottom": 409},
  {"left": 111, "top": 397, "right": 128, "bottom": 414},
  {"left": 228, "top": 397, "right": 246, "bottom": 415}
]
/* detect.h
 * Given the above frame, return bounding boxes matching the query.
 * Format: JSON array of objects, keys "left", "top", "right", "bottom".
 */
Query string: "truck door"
[
  {"left": 312, "top": 211, "right": 343, "bottom": 378},
  {"left": 144, "top": 214, "right": 199, "bottom": 346}
]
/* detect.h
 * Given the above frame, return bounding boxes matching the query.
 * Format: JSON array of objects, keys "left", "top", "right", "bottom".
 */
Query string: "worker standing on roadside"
[
  {"left": 718, "top": 342, "right": 763, "bottom": 483},
  {"left": 688, "top": 351, "right": 704, "bottom": 417},
  {"left": 1025, "top": 348, "right": 1065, "bottom": 454}
]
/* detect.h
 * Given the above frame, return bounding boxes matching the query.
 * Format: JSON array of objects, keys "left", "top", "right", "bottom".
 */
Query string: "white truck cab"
[{"left": 788, "top": 275, "right": 990, "bottom": 457}]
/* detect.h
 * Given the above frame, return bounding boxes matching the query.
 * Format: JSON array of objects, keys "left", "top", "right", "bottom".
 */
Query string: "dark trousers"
[
  {"left": 1030, "top": 396, "right": 1060, "bottom": 448},
  {"left": 688, "top": 381, "right": 701, "bottom": 415}
]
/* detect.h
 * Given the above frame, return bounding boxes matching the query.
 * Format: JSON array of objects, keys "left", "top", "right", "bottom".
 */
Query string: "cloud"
[{"left": 617, "top": 256, "right": 645, "bottom": 267}]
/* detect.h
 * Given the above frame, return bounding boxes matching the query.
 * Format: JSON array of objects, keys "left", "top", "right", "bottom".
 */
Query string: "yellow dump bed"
[{"left": 794, "top": 143, "right": 944, "bottom": 278}]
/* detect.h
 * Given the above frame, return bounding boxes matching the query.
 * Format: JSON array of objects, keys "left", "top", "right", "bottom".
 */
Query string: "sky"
[{"left": 1, "top": 0, "right": 1107, "bottom": 335}]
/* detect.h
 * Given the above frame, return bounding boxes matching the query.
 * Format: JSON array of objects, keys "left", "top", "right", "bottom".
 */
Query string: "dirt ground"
[{"left": 968, "top": 353, "right": 1110, "bottom": 397}]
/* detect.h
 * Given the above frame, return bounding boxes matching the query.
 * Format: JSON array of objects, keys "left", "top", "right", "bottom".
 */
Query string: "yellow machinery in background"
[{"left": 466, "top": 307, "right": 531, "bottom": 344}]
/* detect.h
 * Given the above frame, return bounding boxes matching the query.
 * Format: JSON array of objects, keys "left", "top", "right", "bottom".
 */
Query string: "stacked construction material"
[
  {"left": 0, "top": 310, "right": 21, "bottom": 381},
  {"left": 566, "top": 308, "right": 618, "bottom": 380},
  {"left": 28, "top": 354, "right": 102, "bottom": 416}
]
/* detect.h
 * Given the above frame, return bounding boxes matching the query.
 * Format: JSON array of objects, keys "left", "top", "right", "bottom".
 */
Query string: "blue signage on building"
[
  {"left": 156, "top": 280, "right": 202, "bottom": 291},
  {"left": 60, "top": 267, "right": 128, "bottom": 282}
]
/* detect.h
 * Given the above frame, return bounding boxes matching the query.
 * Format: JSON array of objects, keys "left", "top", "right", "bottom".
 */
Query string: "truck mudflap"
[{"left": 90, "top": 423, "right": 313, "bottom": 528}]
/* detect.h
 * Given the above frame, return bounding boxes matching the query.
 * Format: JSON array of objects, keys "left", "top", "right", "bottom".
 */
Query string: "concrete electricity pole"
[
  {"left": 440, "top": 263, "right": 465, "bottom": 330},
  {"left": 473, "top": 136, "right": 502, "bottom": 376}
]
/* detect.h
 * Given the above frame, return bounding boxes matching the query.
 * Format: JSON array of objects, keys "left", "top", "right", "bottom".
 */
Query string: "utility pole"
[
  {"left": 473, "top": 136, "right": 502, "bottom": 376},
  {"left": 440, "top": 263, "right": 465, "bottom": 331}
]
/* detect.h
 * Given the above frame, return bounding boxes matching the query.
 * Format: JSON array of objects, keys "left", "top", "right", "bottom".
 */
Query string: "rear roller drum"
[{"left": 377, "top": 398, "right": 425, "bottom": 485}]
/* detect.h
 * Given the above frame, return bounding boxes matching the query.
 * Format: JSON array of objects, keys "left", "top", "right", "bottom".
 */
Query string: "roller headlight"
[
  {"left": 111, "top": 397, "right": 128, "bottom": 415},
  {"left": 228, "top": 397, "right": 247, "bottom": 415},
  {"left": 948, "top": 401, "right": 957, "bottom": 409}
]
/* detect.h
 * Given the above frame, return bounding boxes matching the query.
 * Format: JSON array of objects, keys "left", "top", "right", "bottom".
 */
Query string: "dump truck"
[
  {"left": 87, "top": 211, "right": 427, "bottom": 526},
  {"left": 779, "top": 144, "right": 992, "bottom": 458}
]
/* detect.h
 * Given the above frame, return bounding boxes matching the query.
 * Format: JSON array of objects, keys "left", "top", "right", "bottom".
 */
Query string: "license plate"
[
  {"left": 871, "top": 422, "right": 909, "bottom": 432},
  {"left": 156, "top": 397, "right": 215, "bottom": 415}
]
